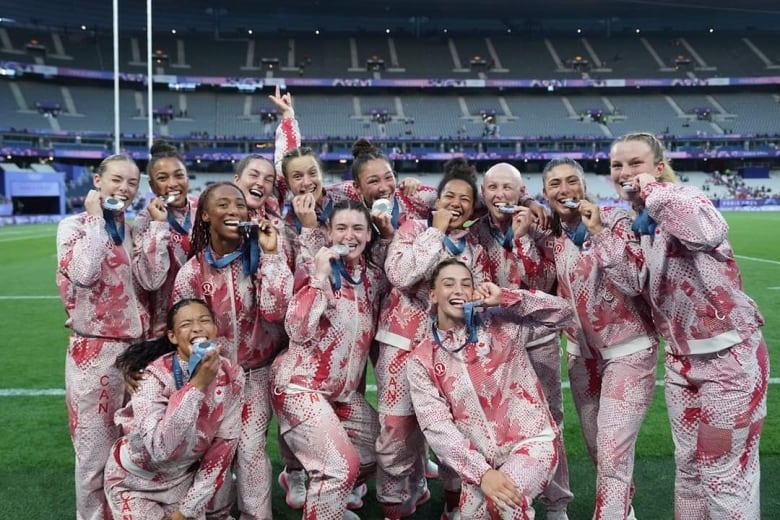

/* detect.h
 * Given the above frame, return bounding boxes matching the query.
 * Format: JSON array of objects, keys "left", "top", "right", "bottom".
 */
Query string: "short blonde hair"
[
  {"left": 96, "top": 154, "right": 139, "bottom": 177},
  {"left": 611, "top": 132, "right": 678, "bottom": 183}
]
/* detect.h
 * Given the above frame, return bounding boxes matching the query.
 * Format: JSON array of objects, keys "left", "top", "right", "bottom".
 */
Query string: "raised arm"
[
  {"left": 271, "top": 87, "right": 300, "bottom": 177},
  {"left": 385, "top": 219, "right": 448, "bottom": 289},
  {"left": 643, "top": 182, "right": 728, "bottom": 251},
  {"left": 132, "top": 209, "right": 171, "bottom": 291},
  {"left": 408, "top": 356, "right": 492, "bottom": 487},
  {"left": 489, "top": 286, "right": 574, "bottom": 332},
  {"left": 257, "top": 253, "right": 294, "bottom": 323},
  {"left": 132, "top": 371, "right": 207, "bottom": 463},
  {"left": 285, "top": 259, "right": 335, "bottom": 344},
  {"left": 589, "top": 207, "right": 648, "bottom": 297},
  {"left": 56, "top": 215, "right": 111, "bottom": 287}
]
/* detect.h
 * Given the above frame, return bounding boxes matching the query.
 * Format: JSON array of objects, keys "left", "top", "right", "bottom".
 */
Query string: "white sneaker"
[
  {"left": 400, "top": 482, "right": 431, "bottom": 517},
  {"left": 546, "top": 510, "right": 569, "bottom": 520},
  {"left": 441, "top": 506, "right": 461, "bottom": 520},
  {"left": 347, "top": 482, "right": 368, "bottom": 510},
  {"left": 343, "top": 510, "right": 361, "bottom": 520},
  {"left": 278, "top": 468, "right": 307, "bottom": 509},
  {"left": 626, "top": 505, "right": 637, "bottom": 520},
  {"left": 425, "top": 458, "right": 440, "bottom": 479}
]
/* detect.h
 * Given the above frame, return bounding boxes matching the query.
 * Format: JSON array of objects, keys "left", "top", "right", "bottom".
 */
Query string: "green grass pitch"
[{"left": 0, "top": 212, "right": 777, "bottom": 518}]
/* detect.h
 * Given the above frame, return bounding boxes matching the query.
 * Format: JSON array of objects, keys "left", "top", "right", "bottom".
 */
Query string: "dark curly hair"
[{"left": 115, "top": 298, "right": 213, "bottom": 375}]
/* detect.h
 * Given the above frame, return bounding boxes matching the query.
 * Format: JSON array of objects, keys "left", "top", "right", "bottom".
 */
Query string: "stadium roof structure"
[{"left": 2, "top": 0, "right": 780, "bottom": 33}]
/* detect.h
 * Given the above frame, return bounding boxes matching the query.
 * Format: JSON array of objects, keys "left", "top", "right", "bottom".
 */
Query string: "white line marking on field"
[
  {"left": 0, "top": 226, "right": 55, "bottom": 236},
  {"left": 0, "top": 389, "right": 65, "bottom": 396},
  {"left": 768, "top": 287, "right": 780, "bottom": 290},
  {"left": 4, "top": 379, "right": 779, "bottom": 397},
  {"left": 0, "top": 295, "right": 60, "bottom": 300},
  {"left": 0, "top": 233, "right": 55, "bottom": 243},
  {"left": 735, "top": 255, "right": 780, "bottom": 266}
]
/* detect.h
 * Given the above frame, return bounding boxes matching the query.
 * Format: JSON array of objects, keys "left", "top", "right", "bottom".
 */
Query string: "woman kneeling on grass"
[
  {"left": 105, "top": 298, "right": 244, "bottom": 520},
  {"left": 407, "top": 259, "right": 574, "bottom": 519}
]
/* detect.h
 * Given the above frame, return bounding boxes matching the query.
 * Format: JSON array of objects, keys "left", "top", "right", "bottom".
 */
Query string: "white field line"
[
  {"left": 1, "top": 389, "right": 66, "bottom": 396},
  {"left": 735, "top": 254, "right": 780, "bottom": 266},
  {"left": 0, "top": 226, "right": 56, "bottom": 236},
  {"left": 0, "top": 295, "right": 60, "bottom": 300},
  {"left": 0, "top": 233, "right": 56, "bottom": 243},
  {"left": 4, "top": 379, "right": 780, "bottom": 397}
]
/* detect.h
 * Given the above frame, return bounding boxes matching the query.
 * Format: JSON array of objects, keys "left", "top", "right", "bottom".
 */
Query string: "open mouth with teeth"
[
  {"left": 249, "top": 188, "right": 264, "bottom": 199},
  {"left": 190, "top": 336, "right": 208, "bottom": 346},
  {"left": 449, "top": 210, "right": 462, "bottom": 220},
  {"left": 164, "top": 191, "right": 180, "bottom": 204},
  {"left": 448, "top": 298, "right": 466, "bottom": 308},
  {"left": 223, "top": 219, "right": 240, "bottom": 228}
]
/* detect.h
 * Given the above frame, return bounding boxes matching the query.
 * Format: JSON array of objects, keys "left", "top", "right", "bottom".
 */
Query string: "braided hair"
[{"left": 188, "top": 181, "right": 246, "bottom": 260}]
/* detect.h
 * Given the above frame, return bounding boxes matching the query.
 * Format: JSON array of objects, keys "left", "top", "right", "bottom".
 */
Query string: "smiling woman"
[
  {"left": 171, "top": 180, "right": 294, "bottom": 519},
  {"left": 408, "top": 258, "right": 573, "bottom": 519},
  {"left": 537, "top": 156, "right": 661, "bottom": 519},
  {"left": 605, "top": 132, "right": 770, "bottom": 519},
  {"left": 374, "top": 158, "right": 488, "bottom": 518},
  {"left": 132, "top": 140, "right": 198, "bottom": 337},
  {"left": 270, "top": 199, "right": 389, "bottom": 520},
  {"left": 54, "top": 154, "right": 149, "bottom": 520}
]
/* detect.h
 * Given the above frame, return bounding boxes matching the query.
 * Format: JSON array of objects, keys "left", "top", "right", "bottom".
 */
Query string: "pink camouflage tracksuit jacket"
[
  {"left": 378, "top": 218, "right": 489, "bottom": 350},
  {"left": 596, "top": 184, "right": 764, "bottom": 355},
  {"left": 471, "top": 217, "right": 561, "bottom": 347},
  {"left": 171, "top": 252, "right": 293, "bottom": 369},
  {"left": 408, "top": 288, "right": 574, "bottom": 513},
  {"left": 105, "top": 354, "right": 244, "bottom": 519},
  {"left": 57, "top": 212, "right": 149, "bottom": 340},
  {"left": 272, "top": 251, "right": 390, "bottom": 407},
  {"left": 133, "top": 194, "right": 198, "bottom": 338},
  {"left": 538, "top": 206, "right": 658, "bottom": 359}
]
